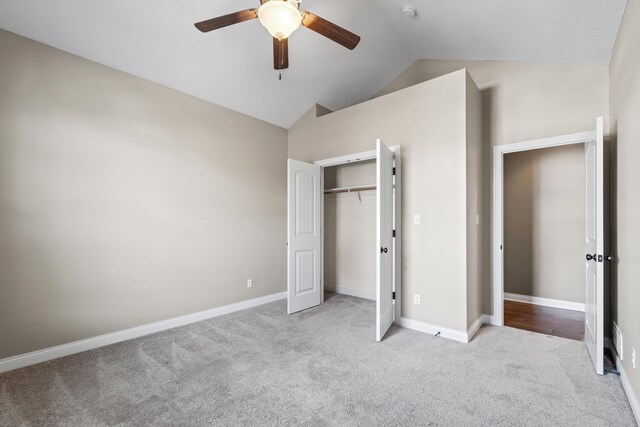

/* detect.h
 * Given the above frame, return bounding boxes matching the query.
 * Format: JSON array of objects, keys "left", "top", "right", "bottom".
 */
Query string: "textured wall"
[{"left": 0, "top": 30, "right": 288, "bottom": 359}]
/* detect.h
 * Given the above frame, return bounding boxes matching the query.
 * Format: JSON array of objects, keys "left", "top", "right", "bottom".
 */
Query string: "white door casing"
[
  {"left": 584, "top": 116, "right": 605, "bottom": 375},
  {"left": 287, "top": 159, "right": 322, "bottom": 314},
  {"left": 376, "top": 140, "right": 394, "bottom": 341}
]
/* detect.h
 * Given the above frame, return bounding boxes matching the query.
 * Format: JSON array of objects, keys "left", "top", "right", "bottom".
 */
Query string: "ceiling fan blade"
[
  {"left": 194, "top": 9, "right": 258, "bottom": 33},
  {"left": 273, "top": 37, "right": 289, "bottom": 70},
  {"left": 301, "top": 12, "right": 360, "bottom": 50}
]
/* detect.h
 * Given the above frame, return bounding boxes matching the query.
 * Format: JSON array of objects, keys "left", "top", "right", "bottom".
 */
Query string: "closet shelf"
[{"left": 324, "top": 184, "right": 376, "bottom": 194}]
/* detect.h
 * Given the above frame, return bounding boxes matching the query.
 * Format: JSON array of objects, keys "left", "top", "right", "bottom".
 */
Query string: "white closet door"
[
  {"left": 584, "top": 116, "right": 604, "bottom": 375},
  {"left": 376, "top": 140, "right": 394, "bottom": 341},
  {"left": 287, "top": 159, "right": 322, "bottom": 314}
]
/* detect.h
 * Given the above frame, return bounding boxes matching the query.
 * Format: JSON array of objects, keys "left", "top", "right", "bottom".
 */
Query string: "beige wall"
[
  {"left": 324, "top": 161, "right": 376, "bottom": 295},
  {"left": 377, "top": 59, "right": 609, "bottom": 146},
  {"left": 465, "top": 73, "right": 483, "bottom": 329},
  {"left": 378, "top": 59, "right": 608, "bottom": 315},
  {"left": 289, "top": 70, "right": 481, "bottom": 332},
  {"left": 0, "top": 30, "right": 288, "bottom": 359},
  {"left": 504, "top": 145, "right": 586, "bottom": 303},
  {"left": 610, "top": 0, "right": 640, "bottom": 407}
]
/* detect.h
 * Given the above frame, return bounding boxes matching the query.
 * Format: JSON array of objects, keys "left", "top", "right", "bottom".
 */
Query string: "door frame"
[
  {"left": 492, "top": 131, "right": 594, "bottom": 326},
  {"left": 315, "top": 143, "right": 402, "bottom": 323}
]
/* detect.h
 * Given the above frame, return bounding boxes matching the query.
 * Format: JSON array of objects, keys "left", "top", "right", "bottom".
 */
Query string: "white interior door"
[
  {"left": 287, "top": 159, "right": 322, "bottom": 314},
  {"left": 584, "top": 116, "right": 604, "bottom": 375},
  {"left": 376, "top": 140, "right": 394, "bottom": 341}
]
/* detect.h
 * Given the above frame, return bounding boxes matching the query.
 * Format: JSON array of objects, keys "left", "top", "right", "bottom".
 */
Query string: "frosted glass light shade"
[{"left": 258, "top": 0, "right": 302, "bottom": 40}]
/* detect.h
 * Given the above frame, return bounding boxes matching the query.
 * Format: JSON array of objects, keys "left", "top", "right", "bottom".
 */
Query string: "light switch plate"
[{"left": 414, "top": 214, "right": 420, "bottom": 225}]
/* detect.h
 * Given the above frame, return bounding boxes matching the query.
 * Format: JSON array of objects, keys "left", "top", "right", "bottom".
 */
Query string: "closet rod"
[{"left": 324, "top": 184, "right": 376, "bottom": 194}]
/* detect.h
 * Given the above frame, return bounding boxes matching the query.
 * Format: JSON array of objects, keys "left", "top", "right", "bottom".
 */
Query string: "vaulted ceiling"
[{"left": 0, "top": 0, "right": 627, "bottom": 128}]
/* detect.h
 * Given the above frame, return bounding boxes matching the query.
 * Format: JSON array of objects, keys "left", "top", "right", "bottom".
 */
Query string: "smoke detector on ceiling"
[{"left": 402, "top": 6, "right": 417, "bottom": 18}]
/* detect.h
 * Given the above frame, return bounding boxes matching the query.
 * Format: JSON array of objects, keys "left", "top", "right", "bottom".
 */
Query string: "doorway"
[
  {"left": 502, "top": 144, "right": 586, "bottom": 341},
  {"left": 493, "top": 117, "right": 606, "bottom": 374}
]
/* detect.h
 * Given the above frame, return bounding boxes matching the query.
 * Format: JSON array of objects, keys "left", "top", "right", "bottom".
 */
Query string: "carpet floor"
[{"left": 0, "top": 293, "right": 636, "bottom": 426}]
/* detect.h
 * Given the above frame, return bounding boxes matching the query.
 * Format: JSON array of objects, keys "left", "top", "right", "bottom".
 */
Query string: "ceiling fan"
[{"left": 194, "top": 0, "right": 361, "bottom": 72}]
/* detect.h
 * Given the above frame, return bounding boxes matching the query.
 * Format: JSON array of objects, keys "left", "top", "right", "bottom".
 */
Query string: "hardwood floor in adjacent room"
[{"left": 504, "top": 300, "right": 585, "bottom": 341}]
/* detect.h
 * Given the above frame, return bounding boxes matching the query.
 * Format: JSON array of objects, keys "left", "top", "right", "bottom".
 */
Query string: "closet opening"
[
  {"left": 287, "top": 141, "right": 402, "bottom": 341},
  {"left": 323, "top": 160, "right": 377, "bottom": 302}
]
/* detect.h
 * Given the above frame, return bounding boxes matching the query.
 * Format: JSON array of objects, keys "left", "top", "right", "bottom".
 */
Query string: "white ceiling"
[{"left": 0, "top": 0, "right": 627, "bottom": 128}]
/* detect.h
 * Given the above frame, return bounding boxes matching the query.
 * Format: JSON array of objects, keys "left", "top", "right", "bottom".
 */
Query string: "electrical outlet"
[
  {"left": 414, "top": 214, "right": 421, "bottom": 225},
  {"left": 632, "top": 348, "right": 636, "bottom": 369},
  {"left": 247, "top": 279, "right": 253, "bottom": 288},
  {"left": 414, "top": 294, "right": 421, "bottom": 305}
]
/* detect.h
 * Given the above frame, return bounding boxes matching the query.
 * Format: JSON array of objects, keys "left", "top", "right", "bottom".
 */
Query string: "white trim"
[
  {"left": 504, "top": 293, "right": 585, "bottom": 312},
  {"left": 0, "top": 291, "right": 286, "bottom": 374},
  {"left": 399, "top": 317, "right": 469, "bottom": 343},
  {"left": 394, "top": 314, "right": 497, "bottom": 343},
  {"left": 467, "top": 316, "right": 484, "bottom": 342},
  {"left": 467, "top": 314, "right": 497, "bottom": 342},
  {"left": 325, "top": 284, "right": 375, "bottom": 301},
  {"left": 314, "top": 145, "right": 401, "bottom": 167},
  {"left": 493, "top": 130, "right": 594, "bottom": 327},
  {"left": 617, "top": 356, "right": 640, "bottom": 424},
  {"left": 483, "top": 314, "right": 499, "bottom": 326}
]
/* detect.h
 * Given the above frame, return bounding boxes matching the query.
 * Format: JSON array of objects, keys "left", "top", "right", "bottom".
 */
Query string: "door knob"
[
  {"left": 586, "top": 254, "right": 596, "bottom": 261},
  {"left": 380, "top": 247, "right": 388, "bottom": 253}
]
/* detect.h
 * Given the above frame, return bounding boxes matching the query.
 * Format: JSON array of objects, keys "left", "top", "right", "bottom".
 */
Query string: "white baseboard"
[
  {"left": 467, "top": 315, "right": 493, "bottom": 342},
  {"left": 325, "top": 284, "right": 375, "bottom": 301},
  {"left": 504, "top": 293, "right": 585, "bottom": 312},
  {"left": 467, "top": 317, "right": 483, "bottom": 342},
  {"left": 617, "top": 356, "right": 640, "bottom": 424},
  {"left": 399, "top": 317, "right": 469, "bottom": 343},
  {"left": 400, "top": 314, "right": 497, "bottom": 344},
  {"left": 482, "top": 314, "right": 499, "bottom": 326},
  {"left": 0, "top": 291, "right": 287, "bottom": 374}
]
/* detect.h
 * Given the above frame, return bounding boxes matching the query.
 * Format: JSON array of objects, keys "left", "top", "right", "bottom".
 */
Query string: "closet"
[
  {"left": 287, "top": 140, "right": 401, "bottom": 341},
  {"left": 324, "top": 159, "right": 377, "bottom": 301}
]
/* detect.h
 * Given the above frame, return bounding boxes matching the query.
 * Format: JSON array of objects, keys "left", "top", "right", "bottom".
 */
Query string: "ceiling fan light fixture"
[{"left": 258, "top": 0, "right": 302, "bottom": 40}]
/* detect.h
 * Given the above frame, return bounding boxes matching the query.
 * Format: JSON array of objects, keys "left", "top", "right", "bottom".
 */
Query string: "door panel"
[
  {"left": 376, "top": 140, "right": 394, "bottom": 341},
  {"left": 584, "top": 117, "right": 604, "bottom": 375},
  {"left": 288, "top": 160, "right": 322, "bottom": 314}
]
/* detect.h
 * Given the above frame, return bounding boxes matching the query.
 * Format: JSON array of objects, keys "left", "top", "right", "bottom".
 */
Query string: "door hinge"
[
  {"left": 392, "top": 229, "right": 396, "bottom": 238},
  {"left": 392, "top": 291, "right": 396, "bottom": 300},
  {"left": 392, "top": 167, "right": 396, "bottom": 175}
]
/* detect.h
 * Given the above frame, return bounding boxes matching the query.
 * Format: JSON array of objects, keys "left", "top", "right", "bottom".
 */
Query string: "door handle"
[
  {"left": 380, "top": 247, "right": 388, "bottom": 253},
  {"left": 586, "top": 254, "right": 596, "bottom": 261}
]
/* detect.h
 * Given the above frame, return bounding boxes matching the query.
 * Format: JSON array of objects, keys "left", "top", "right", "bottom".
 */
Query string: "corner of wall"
[{"left": 465, "top": 73, "right": 484, "bottom": 329}]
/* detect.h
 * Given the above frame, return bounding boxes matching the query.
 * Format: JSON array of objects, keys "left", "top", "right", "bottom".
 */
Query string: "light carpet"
[{"left": 0, "top": 293, "right": 636, "bottom": 426}]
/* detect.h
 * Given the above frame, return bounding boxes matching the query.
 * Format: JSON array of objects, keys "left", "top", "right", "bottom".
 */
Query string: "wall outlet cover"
[
  {"left": 247, "top": 279, "right": 253, "bottom": 288},
  {"left": 414, "top": 294, "right": 421, "bottom": 305}
]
